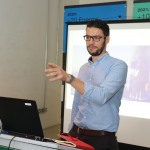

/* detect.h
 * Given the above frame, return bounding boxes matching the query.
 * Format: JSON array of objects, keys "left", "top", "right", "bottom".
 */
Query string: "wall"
[
  {"left": 0, "top": 0, "right": 61, "bottom": 131},
  {"left": 0, "top": 0, "right": 58, "bottom": 129},
  {"left": 40, "top": 0, "right": 61, "bottom": 129}
]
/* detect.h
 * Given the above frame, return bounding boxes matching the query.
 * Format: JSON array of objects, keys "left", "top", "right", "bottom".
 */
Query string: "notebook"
[{"left": 0, "top": 96, "right": 44, "bottom": 140}]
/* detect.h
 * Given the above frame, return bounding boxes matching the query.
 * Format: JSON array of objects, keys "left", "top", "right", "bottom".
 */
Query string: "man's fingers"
[
  {"left": 48, "top": 63, "right": 58, "bottom": 68},
  {"left": 45, "top": 63, "right": 65, "bottom": 82},
  {"left": 48, "top": 73, "right": 61, "bottom": 82},
  {"left": 45, "top": 70, "right": 57, "bottom": 77}
]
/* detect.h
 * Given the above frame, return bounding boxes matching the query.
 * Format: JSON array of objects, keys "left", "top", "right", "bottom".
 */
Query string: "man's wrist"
[{"left": 66, "top": 74, "right": 75, "bottom": 84}]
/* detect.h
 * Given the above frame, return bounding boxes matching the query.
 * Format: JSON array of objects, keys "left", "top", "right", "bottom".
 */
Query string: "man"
[{"left": 45, "top": 19, "right": 128, "bottom": 150}]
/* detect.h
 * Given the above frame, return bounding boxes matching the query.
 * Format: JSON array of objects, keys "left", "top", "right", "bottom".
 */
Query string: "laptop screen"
[{"left": 0, "top": 96, "right": 44, "bottom": 140}]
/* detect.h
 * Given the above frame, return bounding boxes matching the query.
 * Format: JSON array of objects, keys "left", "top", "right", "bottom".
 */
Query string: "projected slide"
[
  {"left": 65, "top": 22, "right": 150, "bottom": 119},
  {"left": 64, "top": 20, "right": 150, "bottom": 148},
  {"left": 107, "top": 27, "right": 150, "bottom": 120}
]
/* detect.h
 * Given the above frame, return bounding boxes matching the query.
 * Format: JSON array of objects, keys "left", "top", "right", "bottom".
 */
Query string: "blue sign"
[{"left": 63, "top": 2, "right": 127, "bottom": 53}]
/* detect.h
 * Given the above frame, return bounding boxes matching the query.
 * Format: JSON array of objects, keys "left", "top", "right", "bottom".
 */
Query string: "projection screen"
[{"left": 63, "top": 19, "right": 150, "bottom": 148}]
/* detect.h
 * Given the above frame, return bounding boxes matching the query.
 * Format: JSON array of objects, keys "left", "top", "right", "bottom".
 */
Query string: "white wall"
[
  {"left": 40, "top": 0, "right": 61, "bottom": 129},
  {"left": 0, "top": 0, "right": 48, "bottom": 109},
  {"left": 0, "top": 0, "right": 61, "bottom": 129}
]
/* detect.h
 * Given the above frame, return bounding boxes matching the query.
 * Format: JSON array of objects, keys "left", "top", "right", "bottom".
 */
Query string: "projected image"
[
  {"left": 107, "top": 44, "right": 150, "bottom": 119},
  {"left": 108, "top": 45, "right": 150, "bottom": 103},
  {"left": 123, "top": 46, "right": 150, "bottom": 103},
  {"left": 65, "top": 22, "right": 150, "bottom": 120}
]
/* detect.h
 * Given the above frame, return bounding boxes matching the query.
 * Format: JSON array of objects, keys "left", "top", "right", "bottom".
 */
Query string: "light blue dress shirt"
[{"left": 69, "top": 52, "right": 128, "bottom": 132}]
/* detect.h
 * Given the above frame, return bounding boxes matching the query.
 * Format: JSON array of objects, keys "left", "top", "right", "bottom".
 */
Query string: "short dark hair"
[{"left": 86, "top": 19, "right": 109, "bottom": 36}]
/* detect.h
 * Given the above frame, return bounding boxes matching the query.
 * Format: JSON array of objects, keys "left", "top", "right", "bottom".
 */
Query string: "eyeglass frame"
[{"left": 83, "top": 35, "right": 106, "bottom": 42}]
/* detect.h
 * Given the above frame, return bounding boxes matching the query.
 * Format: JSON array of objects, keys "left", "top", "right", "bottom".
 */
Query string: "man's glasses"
[{"left": 83, "top": 35, "right": 106, "bottom": 42}]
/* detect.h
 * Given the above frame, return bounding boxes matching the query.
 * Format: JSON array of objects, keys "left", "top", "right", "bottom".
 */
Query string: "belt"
[{"left": 72, "top": 124, "right": 115, "bottom": 136}]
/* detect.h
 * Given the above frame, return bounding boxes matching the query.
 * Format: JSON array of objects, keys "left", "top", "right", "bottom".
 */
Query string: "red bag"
[{"left": 57, "top": 133, "right": 94, "bottom": 150}]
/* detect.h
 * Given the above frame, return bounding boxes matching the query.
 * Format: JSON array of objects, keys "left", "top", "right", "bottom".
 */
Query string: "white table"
[{"left": 0, "top": 134, "right": 81, "bottom": 150}]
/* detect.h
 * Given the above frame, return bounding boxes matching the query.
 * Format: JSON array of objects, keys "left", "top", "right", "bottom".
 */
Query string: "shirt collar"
[{"left": 88, "top": 52, "right": 109, "bottom": 65}]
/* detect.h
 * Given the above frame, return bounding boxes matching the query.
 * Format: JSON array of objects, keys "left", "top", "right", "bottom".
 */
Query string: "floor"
[{"left": 43, "top": 124, "right": 61, "bottom": 139}]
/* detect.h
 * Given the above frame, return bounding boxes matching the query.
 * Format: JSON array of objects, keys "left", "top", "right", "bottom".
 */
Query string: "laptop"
[{"left": 0, "top": 96, "right": 44, "bottom": 140}]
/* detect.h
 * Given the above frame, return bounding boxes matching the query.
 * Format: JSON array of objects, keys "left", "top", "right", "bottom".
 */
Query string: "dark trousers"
[{"left": 69, "top": 128, "right": 119, "bottom": 150}]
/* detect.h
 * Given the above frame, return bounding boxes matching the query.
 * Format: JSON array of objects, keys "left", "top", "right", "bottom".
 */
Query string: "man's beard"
[{"left": 87, "top": 40, "right": 105, "bottom": 56}]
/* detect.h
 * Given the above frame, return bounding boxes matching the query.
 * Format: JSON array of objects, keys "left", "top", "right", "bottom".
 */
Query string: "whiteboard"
[{"left": 0, "top": 0, "right": 48, "bottom": 108}]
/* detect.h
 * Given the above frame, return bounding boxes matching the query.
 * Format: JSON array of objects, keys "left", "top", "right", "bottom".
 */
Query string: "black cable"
[{"left": 8, "top": 136, "right": 16, "bottom": 150}]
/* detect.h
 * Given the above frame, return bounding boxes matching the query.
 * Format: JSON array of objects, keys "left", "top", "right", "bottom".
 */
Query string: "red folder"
[{"left": 57, "top": 133, "right": 94, "bottom": 150}]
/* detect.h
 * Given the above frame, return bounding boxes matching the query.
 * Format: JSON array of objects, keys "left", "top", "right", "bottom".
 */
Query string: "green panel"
[
  {"left": 132, "top": 2, "right": 150, "bottom": 19},
  {"left": 0, "top": 146, "right": 8, "bottom": 150},
  {"left": 0, "top": 146, "right": 15, "bottom": 150}
]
